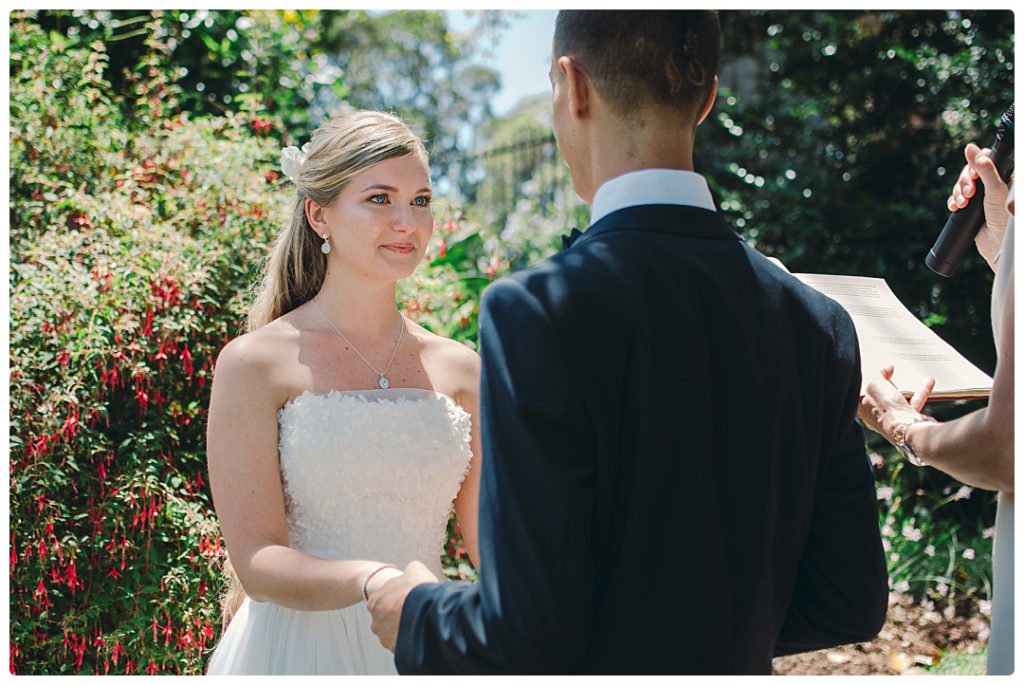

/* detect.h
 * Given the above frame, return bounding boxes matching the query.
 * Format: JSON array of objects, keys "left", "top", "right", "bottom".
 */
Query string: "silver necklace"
[{"left": 314, "top": 298, "right": 406, "bottom": 390}]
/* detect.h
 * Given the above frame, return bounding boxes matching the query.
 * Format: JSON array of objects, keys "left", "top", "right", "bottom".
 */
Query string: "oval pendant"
[{"left": 378, "top": 376, "right": 390, "bottom": 390}]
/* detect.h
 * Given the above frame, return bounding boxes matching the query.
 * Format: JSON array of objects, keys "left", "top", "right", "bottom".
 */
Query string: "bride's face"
[{"left": 313, "top": 153, "right": 434, "bottom": 282}]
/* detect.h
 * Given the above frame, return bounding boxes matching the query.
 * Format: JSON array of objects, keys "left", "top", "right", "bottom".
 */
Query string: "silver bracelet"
[{"left": 361, "top": 563, "right": 397, "bottom": 603}]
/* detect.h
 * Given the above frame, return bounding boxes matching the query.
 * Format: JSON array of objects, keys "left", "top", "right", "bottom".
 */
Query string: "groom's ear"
[
  {"left": 558, "top": 55, "right": 591, "bottom": 120},
  {"left": 695, "top": 75, "right": 719, "bottom": 127}
]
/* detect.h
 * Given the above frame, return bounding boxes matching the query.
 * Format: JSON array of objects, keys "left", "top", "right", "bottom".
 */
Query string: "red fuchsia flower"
[
  {"left": 146, "top": 662, "right": 159, "bottom": 675},
  {"left": 142, "top": 159, "right": 156, "bottom": 170},
  {"left": 66, "top": 559, "right": 82, "bottom": 595},
  {"left": 73, "top": 635, "right": 86, "bottom": 669},
  {"left": 181, "top": 344, "right": 194, "bottom": 377},
  {"left": 143, "top": 309, "right": 154, "bottom": 337},
  {"left": 134, "top": 386, "right": 149, "bottom": 413},
  {"left": 437, "top": 238, "right": 448, "bottom": 259},
  {"left": 62, "top": 409, "right": 80, "bottom": 439},
  {"left": 250, "top": 118, "right": 273, "bottom": 135},
  {"left": 265, "top": 170, "right": 279, "bottom": 182}
]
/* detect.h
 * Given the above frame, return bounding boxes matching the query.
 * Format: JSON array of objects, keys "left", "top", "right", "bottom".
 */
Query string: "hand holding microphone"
[
  {"left": 926, "top": 104, "right": 1014, "bottom": 276},
  {"left": 944, "top": 144, "right": 1012, "bottom": 271}
]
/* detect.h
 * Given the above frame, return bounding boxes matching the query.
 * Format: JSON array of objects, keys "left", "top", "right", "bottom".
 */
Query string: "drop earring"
[{"left": 321, "top": 233, "right": 331, "bottom": 254}]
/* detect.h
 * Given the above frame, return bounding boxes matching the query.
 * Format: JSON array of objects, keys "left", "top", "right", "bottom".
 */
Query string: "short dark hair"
[{"left": 554, "top": 10, "right": 721, "bottom": 119}]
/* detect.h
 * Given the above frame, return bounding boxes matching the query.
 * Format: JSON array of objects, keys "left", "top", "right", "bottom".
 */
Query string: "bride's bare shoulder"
[
  {"left": 211, "top": 315, "right": 304, "bottom": 402},
  {"left": 408, "top": 320, "right": 480, "bottom": 405}
]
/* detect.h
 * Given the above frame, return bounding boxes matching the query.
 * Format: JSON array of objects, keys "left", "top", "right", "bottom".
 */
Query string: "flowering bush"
[{"left": 9, "top": 18, "right": 283, "bottom": 674}]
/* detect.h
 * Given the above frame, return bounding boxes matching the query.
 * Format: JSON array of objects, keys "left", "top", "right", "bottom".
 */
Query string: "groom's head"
[
  {"left": 550, "top": 10, "right": 721, "bottom": 200},
  {"left": 553, "top": 10, "right": 720, "bottom": 120}
]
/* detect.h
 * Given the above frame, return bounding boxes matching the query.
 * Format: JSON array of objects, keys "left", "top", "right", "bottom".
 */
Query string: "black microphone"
[{"left": 926, "top": 103, "right": 1014, "bottom": 277}]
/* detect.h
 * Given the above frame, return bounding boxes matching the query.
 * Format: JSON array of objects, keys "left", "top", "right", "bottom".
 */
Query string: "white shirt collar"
[{"left": 589, "top": 169, "right": 717, "bottom": 225}]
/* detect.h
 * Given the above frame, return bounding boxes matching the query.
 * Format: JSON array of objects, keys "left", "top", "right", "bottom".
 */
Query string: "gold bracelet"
[
  {"left": 361, "top": 563, "right": 397, "bottom": 603},
  {"left": 892, "top": 416, "right": 936, "bottom": 467}
]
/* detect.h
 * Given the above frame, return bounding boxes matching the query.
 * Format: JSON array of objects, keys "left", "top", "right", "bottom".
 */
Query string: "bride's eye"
[
  {"left": 412, "top": 196, "right": 431, "bottom": 207},
  {"left": 369, "top": 194, "right": 388, "bottom": 205}
]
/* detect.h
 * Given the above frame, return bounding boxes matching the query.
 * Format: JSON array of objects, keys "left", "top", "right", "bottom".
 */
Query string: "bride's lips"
[{"left": 381, "top": 242, "right": 416, "bottom": 255}]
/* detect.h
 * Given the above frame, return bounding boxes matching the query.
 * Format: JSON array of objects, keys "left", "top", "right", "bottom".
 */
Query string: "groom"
[{"left": 368, "top": 10, "right": 888, "bottom": 674}]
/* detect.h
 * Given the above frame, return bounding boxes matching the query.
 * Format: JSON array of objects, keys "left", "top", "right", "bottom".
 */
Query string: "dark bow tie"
[{"left": 561, "top": 228, "right": 583, "bottom": 250}]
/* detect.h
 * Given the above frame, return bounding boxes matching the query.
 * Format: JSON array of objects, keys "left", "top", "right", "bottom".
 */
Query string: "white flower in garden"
[
  {"left": 895, "top": 579, "right": 910, "bottom": 593},
  {"left": 882, "top": 538, "right": 891, "bottom": 552},
  {"left": 979, "top": 600, "right": 991, "bottom": 616},
  {"left": 882, "top": 524, "right": 894, "bottom": 537},
  {"left": 943, "top": 604, "right": 956, "bottom": 620},
  {"left": 890, "top": 552, "right": 900, "bottom": 563},
  {"left": 921, "top": 599, "right": 934, "bottom": 611},
  {"left": 869, "top": 452, "right": 884, "bottom": 468},
  {"left": 936, "top": 581, "right": 949, "bottom": 596},
  {"left": 983, "top": 527, "right": 995, "bottom": 539},
  {"left": 962, "top": 548, "right": 975, "bottom": 560},
  {"left": 876, "top": 486, "right": 894, "bottom": 501},
  {"left": 953, "top": 485, "right": 972, "bottom": 501},
  {"left": 901, "top": 524, "right": 923, "bottom": 542},
  {"left": 924, "top": 544, "right": 936, "bottom": 557}
]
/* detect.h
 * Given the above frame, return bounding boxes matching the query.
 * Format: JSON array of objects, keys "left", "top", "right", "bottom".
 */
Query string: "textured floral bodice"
[{"left": 277, "top": 388, "right": 473, "bottom": 577}]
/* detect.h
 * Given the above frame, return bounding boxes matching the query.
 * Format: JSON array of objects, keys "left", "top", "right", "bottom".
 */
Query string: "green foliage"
[
  {"left": 927, "top": 647, "right": 987, "bottom": 674},
  {"left": 33, "top": 9, "right": 504, "bottom": 180},
  {"left": 703, "top": 9, "right": 1014, "bottom": 372},
  {"left": 872, "top": 449, "right": 995, "bottom": 610}
]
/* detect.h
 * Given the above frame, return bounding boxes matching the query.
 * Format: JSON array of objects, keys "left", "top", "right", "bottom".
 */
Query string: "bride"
[{"left": 204, "top": 109, "right": 481, "bottom": 674}]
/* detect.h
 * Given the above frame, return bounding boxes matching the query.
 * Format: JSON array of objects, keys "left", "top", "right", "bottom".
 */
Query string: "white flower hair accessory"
[{"left": 280, "top": 142, "right": 311, "bottom": 183}]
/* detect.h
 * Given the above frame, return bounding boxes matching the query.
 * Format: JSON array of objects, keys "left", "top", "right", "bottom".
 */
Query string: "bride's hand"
[
  {"left": 367, "top": 561, "right": 439, "bottom": 652},
  {"left": 363, "top": 565, "right": 404, "bottom": 601}
]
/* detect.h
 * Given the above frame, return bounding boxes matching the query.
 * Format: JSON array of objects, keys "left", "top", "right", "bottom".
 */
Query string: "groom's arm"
[
  {"left": 775, "top": 316, "right": 889, "bottom": 656},
  {"left": 395, "top": 275, "right": 596, "bottom": 674}
]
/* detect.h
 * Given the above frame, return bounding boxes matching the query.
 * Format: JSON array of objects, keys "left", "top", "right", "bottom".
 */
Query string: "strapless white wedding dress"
[{"left": 206, "top": 388, "right": 473, "bottom": 675}]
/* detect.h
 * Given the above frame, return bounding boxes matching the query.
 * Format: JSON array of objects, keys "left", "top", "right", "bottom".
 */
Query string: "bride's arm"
[
  {"left": 207, "top": 334, "right": 400, "bottom": 611},
  {"left": 452, "top": 352, "right": 482, "bottom": 572}
]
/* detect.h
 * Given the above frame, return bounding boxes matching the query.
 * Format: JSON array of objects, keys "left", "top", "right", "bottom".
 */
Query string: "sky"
[{"left": 448, "top": 10, "right": 557, "bottom": 116}]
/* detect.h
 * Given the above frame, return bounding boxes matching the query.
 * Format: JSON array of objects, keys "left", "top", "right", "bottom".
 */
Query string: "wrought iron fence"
[{"left": 435, "top": 132, "right": 580, "bottom": 226}]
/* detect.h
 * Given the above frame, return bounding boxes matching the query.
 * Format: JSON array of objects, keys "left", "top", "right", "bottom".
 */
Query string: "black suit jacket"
[{"left": 396, "top": 205, "right": 888, "bottom": 674}]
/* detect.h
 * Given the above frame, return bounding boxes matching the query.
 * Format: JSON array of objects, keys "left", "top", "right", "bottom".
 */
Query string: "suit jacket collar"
[{"left": 573, "top": 204, "right": 742, "bottom": 249}]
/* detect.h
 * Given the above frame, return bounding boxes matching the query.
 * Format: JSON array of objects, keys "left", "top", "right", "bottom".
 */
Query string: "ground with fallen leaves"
[{"left": 772, "top": 593, "right": 989, "bottom": 675}]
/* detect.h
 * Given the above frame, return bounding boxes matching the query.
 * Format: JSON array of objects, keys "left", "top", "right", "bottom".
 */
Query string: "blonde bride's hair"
[
  {"left": 246, "top": 109, "right": 428, "bottom": 331},
  {"left": 220, "top": 109, "right": 427, "bottom": 627}
]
